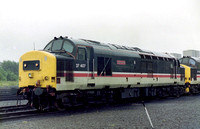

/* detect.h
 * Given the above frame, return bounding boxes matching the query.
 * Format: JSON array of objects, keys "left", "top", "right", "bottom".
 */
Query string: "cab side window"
[{"left": 77, "top": 48, "right": 86, "bottom": 60}]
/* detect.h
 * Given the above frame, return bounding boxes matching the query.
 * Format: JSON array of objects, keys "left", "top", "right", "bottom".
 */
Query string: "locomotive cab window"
[
  {"left": 63, "top": 41, "right": 74, "bottom": 53},
  {"left": 181, "top": 58, "right": 189, "bottom": 64},
  {"left": 44, "top": 40, "right": 75, "bottom": 57},
  {"left": 77, "top": 47, "right": 86, "bottom": 60},
  {"left": 189, "top": 59, "right": 196, "bottom": 67},
  {"left": 52, "top": 39, "right": 63, "bottom": 51},
  {"left": 44, "top": 41, "right": 52, "bottom": 51}
]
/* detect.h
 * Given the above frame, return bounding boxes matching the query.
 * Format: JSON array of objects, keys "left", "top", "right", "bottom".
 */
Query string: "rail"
[{"left": 0, "top": 88, "right": 23, "bottom": 101}]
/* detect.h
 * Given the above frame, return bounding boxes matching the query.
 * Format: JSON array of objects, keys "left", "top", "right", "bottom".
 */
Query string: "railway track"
[
  {"left": 0, "top": 95, "right": 23, "bottom": 101},
  {"left": 0, "top": 104, "right": 30, "bottom": 112},
  {"left": 0, "top": 104, "right": 48, "bottom": 121},
  {"left": 0, "top": 104, "right": 60, "bottom": 121},
  {"left": 0, "top": 88, "right": 23, "bottom": 101},
  {"left": 0, "top": 91, "right": 189, "bottom": 121},
  {"left": 0, "top": 109, "right": 38, "bottom": 121}
]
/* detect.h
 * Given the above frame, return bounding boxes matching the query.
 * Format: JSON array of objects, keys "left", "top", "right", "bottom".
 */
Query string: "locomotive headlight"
[
  {"left": 24, "top": 64, "right": 27, "bottom": 68},
  {"left": 28, "top": 73, "right": 33, "bottom": 78},
  {"left": 35, "top": 63, "right": 39, "bottom": 67}
]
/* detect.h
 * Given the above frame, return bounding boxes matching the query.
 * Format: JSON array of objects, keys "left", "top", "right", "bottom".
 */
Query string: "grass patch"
[{"left": 0, "top": 81, "right": 18, "bottom": 87}]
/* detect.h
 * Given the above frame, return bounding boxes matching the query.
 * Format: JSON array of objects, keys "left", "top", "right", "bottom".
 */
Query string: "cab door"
[
  {"left": 85, "top": 47, "right": 95, "bottom": 87},
  {"left": 76, "top": 46, "right": 88, "bottom": 71},
  {"left": 86, "top": 47, "right": 94, "bottom": 79},
  {"left": 76, "top": 46, "right": 94, "bottom": 78}
]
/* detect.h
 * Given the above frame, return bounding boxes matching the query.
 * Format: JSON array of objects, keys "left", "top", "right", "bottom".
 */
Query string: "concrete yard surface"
[{"left": 1, "top": 95, "right": 200, "bottom": 129}]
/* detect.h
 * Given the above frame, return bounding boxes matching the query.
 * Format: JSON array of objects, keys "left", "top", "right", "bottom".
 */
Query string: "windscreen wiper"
[{"left": 52, "top": 49, "right": 75, "bottom": 59}]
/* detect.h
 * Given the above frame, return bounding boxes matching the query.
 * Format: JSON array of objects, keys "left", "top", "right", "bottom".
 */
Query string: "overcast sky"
[{"left": 0, "top": 0, "right": 199, "bottom": 62}]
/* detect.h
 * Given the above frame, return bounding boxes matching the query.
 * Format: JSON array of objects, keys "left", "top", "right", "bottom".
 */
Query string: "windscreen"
[
  {"left": 52, "top": 40, "right": 63, "bottom": 51},
  {"left": 180, "top": 58, "right": 198, "bottom": 68},
  {"left": 44, "top": 39, "right": 74, "bottom": 54},
  {"left": 180, "top": 58, "right": 189, "bottom": 64},
  {"left": 63, "top": 41, "right": 74, "bottom": 53}
]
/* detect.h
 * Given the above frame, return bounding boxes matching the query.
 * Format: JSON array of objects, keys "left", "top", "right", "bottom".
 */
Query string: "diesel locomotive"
[
  {"left": 179, "top": 56, "right": 200, "bottom": 93},
  {"left": 17, "top": 36, "right": 200, "bottom": 110}
]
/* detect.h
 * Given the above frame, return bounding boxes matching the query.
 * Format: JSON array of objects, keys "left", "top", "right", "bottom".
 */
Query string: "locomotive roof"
[{"left": 52, "top": 36, "right": 176, "bottom": 59}]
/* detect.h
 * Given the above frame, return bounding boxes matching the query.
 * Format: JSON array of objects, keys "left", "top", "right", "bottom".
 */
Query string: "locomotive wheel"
[
  {"left": 34, "top": 103, "right": 40, "bottom": 111},
  {"left": 34, "top": 103, "right": 46, "bottom": 112},
  {"left": 55, "top": 99, "right": 66, "bottom": 111}
]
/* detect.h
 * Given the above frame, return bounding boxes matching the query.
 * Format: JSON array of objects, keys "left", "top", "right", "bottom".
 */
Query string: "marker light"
[
  {"left": 24, "top": 64, "right": 27, "bottom": 68},
  {"left": 44, "top": 76, "right": 49, "bottom": 80}
]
